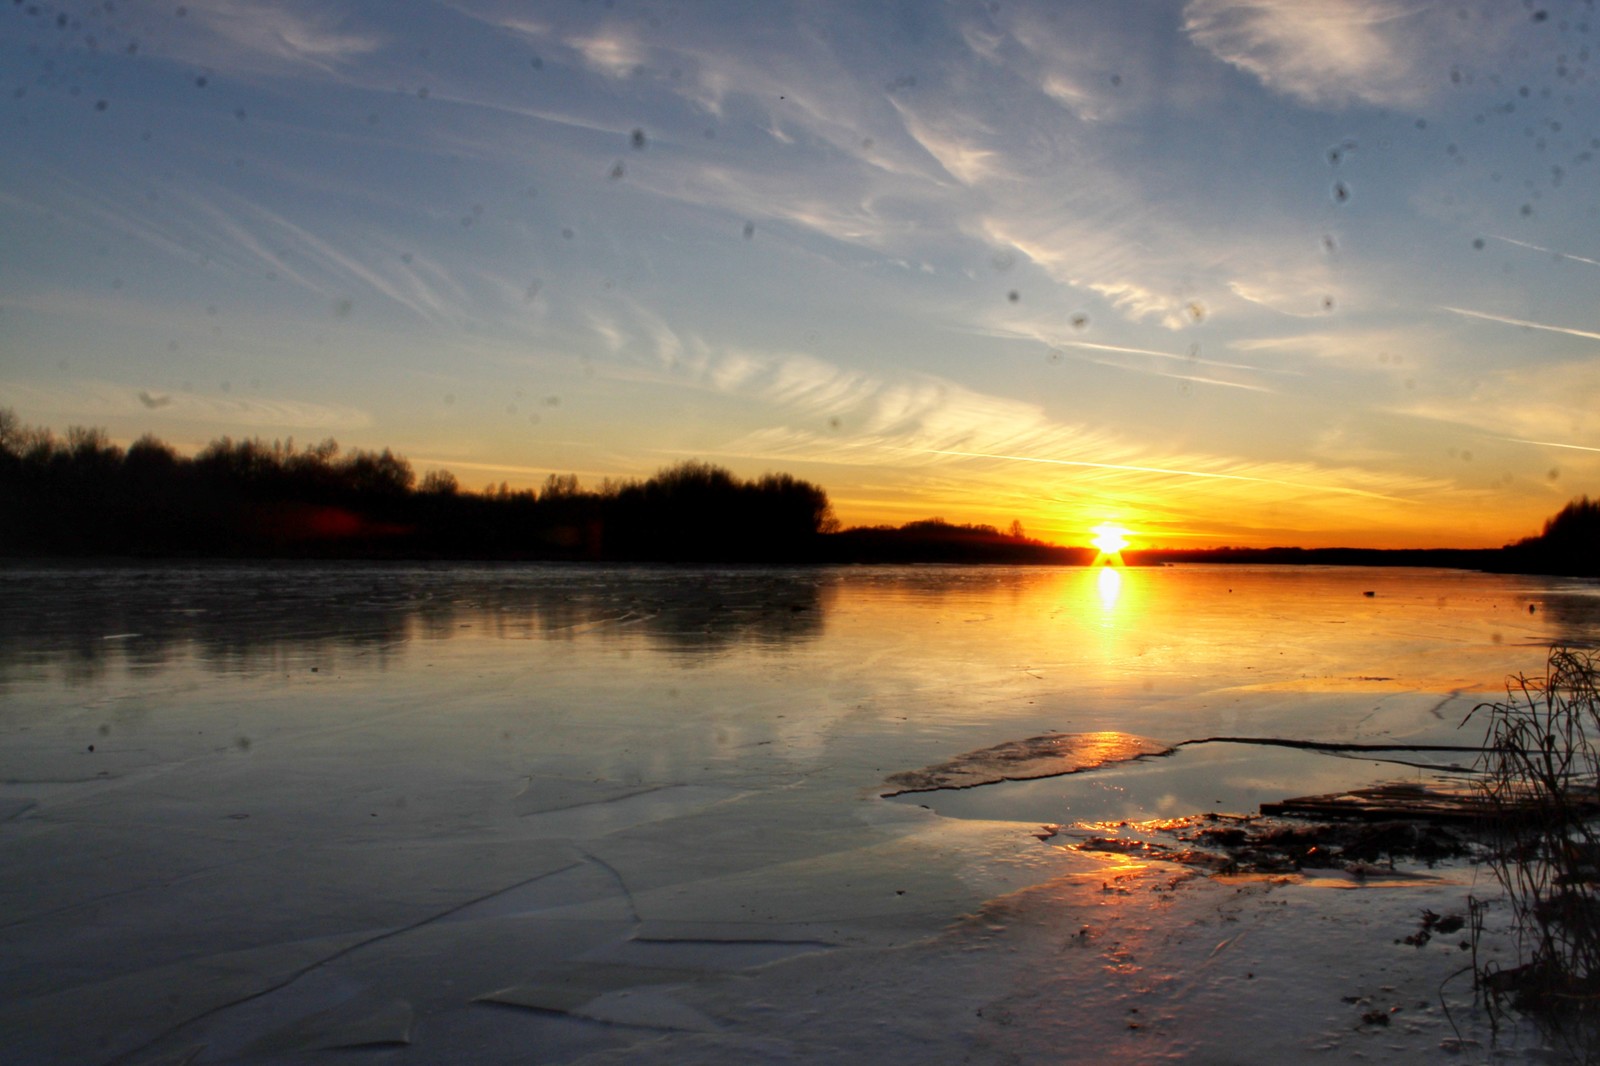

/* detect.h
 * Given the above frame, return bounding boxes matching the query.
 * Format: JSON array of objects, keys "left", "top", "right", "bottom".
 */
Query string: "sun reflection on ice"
[{"left": 1097, "top": 565, "right": 1123, "bottom": 612}]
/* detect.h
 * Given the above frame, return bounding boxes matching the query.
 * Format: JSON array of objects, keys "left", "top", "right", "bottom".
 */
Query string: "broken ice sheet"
[
  {"left": 881, "top": 731, "right": 1172, "bottom": 795},
  {"left": 477, "top": 963, "right": 719, "bottom": 1032}
]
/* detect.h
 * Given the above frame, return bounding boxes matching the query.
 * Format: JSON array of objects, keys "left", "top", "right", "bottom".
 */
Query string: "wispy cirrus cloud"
[
  {"left": 1, "top": 379, "right": 372, "bottom": 431},
  {"left": 1183, "top": 0, "right": 1431, "bottom": 109},
  {"left": 146, "top": 0, "right": 387, "bottom": 78},
  {"left": 581, "top": 301, "right": 1449, "bottom": 512},
  {"left": 1395, "top": 357, "right": 1600, "bottom": 450}
]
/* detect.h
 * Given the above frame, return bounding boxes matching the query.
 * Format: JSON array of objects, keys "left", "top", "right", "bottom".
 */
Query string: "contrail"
[
  {"left": 1053, "top": 339, "right": 1292, "bottom": 375},
  {"left": 1507, "top": 438, "right": 1600, "bottom": 454},
  {"left": 1489, "top": 235, "right": 1600, "bottom": 269},
  {"left": 924, "top": 448, "right": 1411, "bottom": 501},
  {"left": 1442, "top": 306, "right": 1600, "bottom": 343}
]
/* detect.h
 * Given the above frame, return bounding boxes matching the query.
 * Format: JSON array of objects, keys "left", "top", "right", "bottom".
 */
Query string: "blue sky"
[{"left": 4, "top": 0, "right": 1599, "bottom": 547}]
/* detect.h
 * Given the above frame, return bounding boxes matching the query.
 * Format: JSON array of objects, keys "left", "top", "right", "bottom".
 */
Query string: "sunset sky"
[{"left": 4, "top": 1, "right": 1600, "bottom": 548}]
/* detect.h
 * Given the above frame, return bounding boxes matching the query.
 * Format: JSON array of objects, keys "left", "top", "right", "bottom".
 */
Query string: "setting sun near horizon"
[{"left": 1091, "top": 523, "right": 1131, "bottom": 556}]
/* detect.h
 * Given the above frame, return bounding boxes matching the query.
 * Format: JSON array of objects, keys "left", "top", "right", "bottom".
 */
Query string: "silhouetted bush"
[{"left": 1503, "top": 498, "right": 1600, "bottom": 577}]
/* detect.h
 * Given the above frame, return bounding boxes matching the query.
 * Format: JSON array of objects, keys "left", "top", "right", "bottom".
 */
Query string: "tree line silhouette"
[
  {"left": 1, "top": 409, "right": 1594, "bottom": 570},
  {"left": 0, "top": 411, "right": 1069, "bottom": 562},
  {"left": 0, "top": 411, "right": 850, "bottom": 560}
]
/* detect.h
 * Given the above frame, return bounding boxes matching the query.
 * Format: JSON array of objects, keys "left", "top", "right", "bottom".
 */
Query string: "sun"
[{"left": 1091, "top": 522, "right": 1130, "bottom": 556}]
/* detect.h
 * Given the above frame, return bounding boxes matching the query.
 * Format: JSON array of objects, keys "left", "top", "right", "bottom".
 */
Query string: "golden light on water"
[
  {"left": 1097, "top": 565, "right": 1123, "bottom": 611},
  {"left": 1091, "top": 523, "right": 1130, "bottom": 555}
]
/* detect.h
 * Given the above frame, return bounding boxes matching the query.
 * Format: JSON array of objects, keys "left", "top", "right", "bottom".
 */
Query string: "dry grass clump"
[{"left": 1467, "top": 646, "right": 1600, "bottom": 1058}]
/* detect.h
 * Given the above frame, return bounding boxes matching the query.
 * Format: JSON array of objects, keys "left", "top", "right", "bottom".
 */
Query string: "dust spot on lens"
[
  {"left": 609, "top": 162, "right": 625, "bottom": 180},
  {"left": 1070, "top": 313, "right": 1089, "bottom": 330},
  {"left": 235, "top": 736, "right": 251, "bottom": 751},
  {"left": 1186, "top": 301, "right": 1206, "bottom": 322},
  {"left": 1549, "top": 468, "right": 1561, "bottom": 480},
  {"left": 1047, "top": 348, "right": 1063, "bottom": 364},
  {"left": 828, "top": 416, "right": 842, "bottom": 431},
  {"left": 1473, "top": 238, "right": 1485, "bottom": 250},
  {"left": 1331, "top": 180, "right": 1351, "bottom": 204},
  {"left": 743, "top": 221, "right": 755, "bottom": 239},
  {"left": 1322, "top": 294, "right": 1336, "bottom": 312},
  {"left": 1007, "top": 290, "right": 1020, "bottom": 303},
  {"left": 631, "top": 128, "right": 646, "bottom": 149},
  {"left": 333, "top": 298, "right": 352, "bottom": 318}
]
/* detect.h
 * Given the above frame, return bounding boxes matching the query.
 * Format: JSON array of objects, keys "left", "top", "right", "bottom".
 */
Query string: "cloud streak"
[{"left": 1441, "top": 307, "right": 1600, "bottom": 344}]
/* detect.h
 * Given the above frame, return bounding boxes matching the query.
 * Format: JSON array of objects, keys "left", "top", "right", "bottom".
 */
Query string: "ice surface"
[
  {"left": 881, "top": 730, "right": 1172, "bottom": 794},
  {"left": 0, "top": 564, "right": 1592, "bottom": 1063}
]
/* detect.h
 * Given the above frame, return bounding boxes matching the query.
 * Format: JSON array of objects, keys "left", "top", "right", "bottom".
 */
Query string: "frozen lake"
[{"left": 3, "top": 563, "right": 1597, "bottom": 1064}]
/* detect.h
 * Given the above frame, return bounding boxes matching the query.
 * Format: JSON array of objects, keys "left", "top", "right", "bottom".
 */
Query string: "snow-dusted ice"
[{"left": 1, "top": 564, "right": 1593, "bottom": 1063}]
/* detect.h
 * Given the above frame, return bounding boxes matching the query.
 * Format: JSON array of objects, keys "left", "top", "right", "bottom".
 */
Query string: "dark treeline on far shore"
[
  {"left": 1, "top": 410, "right": 1594, "bottom": 572},
  {"left": 1122, "top": 497, "right": 1600, "bottom": 577},
  {"left": 0, "top": 411, "right": 1077, "bottom": 563}
]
